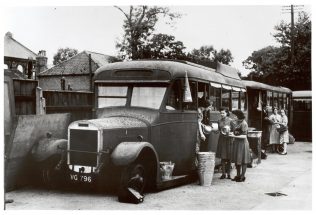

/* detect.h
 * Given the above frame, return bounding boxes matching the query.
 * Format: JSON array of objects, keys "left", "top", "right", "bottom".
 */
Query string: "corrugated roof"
[
  {"left": 4, "top": 32, "right": 37, "bottom": 60},
  {"left": 38, "top": 51, "right": 115, "bottom": 76}
]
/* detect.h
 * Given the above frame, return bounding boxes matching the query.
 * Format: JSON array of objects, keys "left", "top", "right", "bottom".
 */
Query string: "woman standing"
[
  {"left": 279, "top": 109, "right": 289, "bottom": 155},
  {"left": 216, "top": 108, "right": 233, "bottom": 179},
  {"left": 231, "top": 109, "right": 251, "bottom": 182},
  {"left": 269, "top": 107, "right": 281, "bottom": 152}
]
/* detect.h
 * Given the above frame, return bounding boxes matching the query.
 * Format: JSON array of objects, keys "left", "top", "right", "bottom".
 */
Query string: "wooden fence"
[
  {"left": 43, "top": 90, "right": 94, "bottom": 122},
  {"left": 13, "top": 79, "right": 38, "bottom": 115}
]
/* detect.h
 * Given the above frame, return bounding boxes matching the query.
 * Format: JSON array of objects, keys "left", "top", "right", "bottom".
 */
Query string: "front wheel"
[
  {"left": 40, "top": 156, "right": 65, "bottom": 189},
  {"left": 118, "top": 163, "right": 147, "bottom": 203}
]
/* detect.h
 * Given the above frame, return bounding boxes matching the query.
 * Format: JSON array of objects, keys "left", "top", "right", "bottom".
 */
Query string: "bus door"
[{"left": 157, "top": 79, "right": 198, "bottom": 175}]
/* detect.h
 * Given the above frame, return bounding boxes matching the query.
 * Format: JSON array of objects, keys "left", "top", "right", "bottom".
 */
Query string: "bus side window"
[
  {"left": 221, "top": 85, "right": 231, "bottom": 110},
  {"left": 210, "top": 83, "right": 221, "bottom": 111},
  {"left": 183, "top": 80, "right": 197, "bottom": 111},
  {"left": 232, "top": 90, "right": 239, "bottom": 111},
  {"left": 165, "top": 80, "right": 182, "bottom": 110},
  {"left": 240, "top": 91, "right": 247, "bottom": 111},
  {"left": 198, "top": 82, "right": 209, "bottom": 107},
  {"left": 267, "top": 91, "right": 273, "bottom": 108}
]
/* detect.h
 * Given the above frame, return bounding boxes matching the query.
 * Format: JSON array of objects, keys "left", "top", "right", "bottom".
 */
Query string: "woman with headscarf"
[
  {"left": 216, "top": 107, "right": 234, "bottom": 179},
  {"left": 231, "top": 109, "right": 251, "bottom": 182},
  {"left": 268, "top": 107, "right": 281, "bottom": 152}
]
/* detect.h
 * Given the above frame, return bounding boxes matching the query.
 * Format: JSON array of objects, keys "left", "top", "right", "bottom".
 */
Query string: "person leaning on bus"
[
  {"left": 230, "top": 109, "right": 251, "bottom": 182},
  {"left": 216, "top": 107, "right": 234, "bottom": 179},
  {"left": 268, "top": 107, "right": 281, "bottom": 152}
]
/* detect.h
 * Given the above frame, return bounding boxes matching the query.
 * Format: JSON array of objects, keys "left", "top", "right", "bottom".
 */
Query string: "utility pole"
[
  {"left": 290, "top": 5, "right": 295, "bottom": 65},
  {"left": 281, "top": 5, "right": 304, "bottom": 67}
]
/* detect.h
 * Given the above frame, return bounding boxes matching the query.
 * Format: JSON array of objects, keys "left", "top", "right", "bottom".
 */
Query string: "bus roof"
[
  {"left": 242, "top": 80, "right": 292, "bottom": 94},
  {"left": 94, "top": 60, "right": 246, "bottom": 89},
  {"left": 292, "top": 90, "right": 311, "bottom": 98}
]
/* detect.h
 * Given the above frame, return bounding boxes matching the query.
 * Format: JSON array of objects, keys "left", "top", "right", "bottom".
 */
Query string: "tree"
[
  {"left": 53, "top": 48, "right": 78, "bottom": 65},
  {"left": 115, "top": 6, "right": 181, "bottom": 60},
  {"left": 243, "top": 12, "right": 311, "bottom": 90},
  {"left": 141, "top": 33, "right": 187, "bottom": 60},
  {"left": 187, "top": 45, "right": 234, "bottom": 67}
]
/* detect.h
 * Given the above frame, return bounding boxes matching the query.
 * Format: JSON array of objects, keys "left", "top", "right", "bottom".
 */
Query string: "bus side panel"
[{"left": 155, "top": 112, "right": 197, "bottom": 175}]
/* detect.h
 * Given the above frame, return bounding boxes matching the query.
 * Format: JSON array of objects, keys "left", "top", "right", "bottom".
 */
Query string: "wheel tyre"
[
  {"left": 118, "top": 163, "right": 146, "bottom": 204},
  {"left": 40, "top": 157, "right": 63, "bottom": 189}
]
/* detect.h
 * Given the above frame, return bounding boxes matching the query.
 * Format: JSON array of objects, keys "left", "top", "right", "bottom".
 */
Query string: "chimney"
[
  {"left": 5, "top": 32, "right": 13, "bottom": 38},
  {"left": 35, "top": 50, "right": 47, "bottom": 79}
]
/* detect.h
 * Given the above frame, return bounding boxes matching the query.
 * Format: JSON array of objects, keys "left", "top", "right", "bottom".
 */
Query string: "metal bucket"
[{"left": 197, "top": 152, "right": 215, "bottom": 186}]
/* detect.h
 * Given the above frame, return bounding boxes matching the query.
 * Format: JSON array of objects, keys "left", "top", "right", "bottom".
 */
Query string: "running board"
[{"left": 156, "top": 174, "right": 197, "bottom": 191}]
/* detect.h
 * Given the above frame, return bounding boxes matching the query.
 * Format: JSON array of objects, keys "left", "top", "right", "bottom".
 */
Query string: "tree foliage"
[
  {"left": 115, "top": 6, "right": 234, "bottom": 68},
  {"left": 243, "top": 12, "right": 311, "bottom": 90},
  {"left": 186, "top": 45, "right": 234, "bottom": 67},
  {"left": 53, "top": 48, "right": 78, "bottom": 65},
  {"left": 141, "top": 33, "right": 187, "bottom": 60},
  {"left": 115, "top": 6, "right": 182, "bottom": 60}
]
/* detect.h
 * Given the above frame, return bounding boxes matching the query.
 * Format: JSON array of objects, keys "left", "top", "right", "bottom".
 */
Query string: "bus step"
[{"left": 156, "top": 175, "right": 194, "bottom": 191}]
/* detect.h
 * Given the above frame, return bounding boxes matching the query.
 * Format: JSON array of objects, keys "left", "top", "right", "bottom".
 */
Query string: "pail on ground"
[
  {"left": 160, "top": 161, "right": 175, "bottom": 180},
  {"left": 197, "top": 152, "right": 215, "bottom": 186}
]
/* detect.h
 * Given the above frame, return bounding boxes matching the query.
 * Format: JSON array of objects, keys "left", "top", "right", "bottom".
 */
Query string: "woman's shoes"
[
  {"left": 231, "top": 176, "right": 240, "bottom": 181},
  {"left": 280, "top": 152, "right": 287, "bottom": 155},
  {"left": 237, "top": 177, "right": 246, "bottom": 182},
  {"left": 220, "top": 174, "right": 226, "bottom": 179}
]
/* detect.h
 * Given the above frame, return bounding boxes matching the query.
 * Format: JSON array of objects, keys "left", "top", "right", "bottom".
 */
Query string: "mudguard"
[
  {"left": 111, "top": 142, "right": 159, "bottom": 166},
  {"left": 31, "top": 136, "right": 67, "bottom": 162}
]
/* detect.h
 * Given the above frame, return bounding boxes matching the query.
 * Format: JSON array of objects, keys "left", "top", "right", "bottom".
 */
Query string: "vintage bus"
[
  {"left": 243, "top": 80, "right": 292, "bottom": 131},
  {"left": 292, "top": 91, "right": 311, "bottom": 141},
  {"left": 43, "top": 60, "right": 247, "bottom": 199}
]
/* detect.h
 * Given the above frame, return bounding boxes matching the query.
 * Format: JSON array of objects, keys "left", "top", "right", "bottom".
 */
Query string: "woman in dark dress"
[
  {"left": 216, "top": 108, "right": 234, "bottom": 179},
  {"left": 231, "top": 109, "right": 251, "bottom": 182}
]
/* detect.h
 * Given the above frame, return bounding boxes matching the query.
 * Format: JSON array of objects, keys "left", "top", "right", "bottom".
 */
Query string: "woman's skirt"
[
  {"left": 280, "top": 130, "right": 289, "bottom": 144},
  {"left": 269, "top": 124, "right": 280, "bottom": 145},
  {"left": 216, "top": 134, "right": 232, "bottom": 159},
  {"left": 231, "top": 138, "right": 251, "bottom": 165}
]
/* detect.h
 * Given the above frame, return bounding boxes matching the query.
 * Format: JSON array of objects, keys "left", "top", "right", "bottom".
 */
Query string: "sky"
[{"left": 2, "top": 2, "right": 312, "bottom": 77}]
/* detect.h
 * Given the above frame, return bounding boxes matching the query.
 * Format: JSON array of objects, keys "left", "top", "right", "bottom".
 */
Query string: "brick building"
[{"left": 38, "top": 51, "right": 118, "bottom": 92}]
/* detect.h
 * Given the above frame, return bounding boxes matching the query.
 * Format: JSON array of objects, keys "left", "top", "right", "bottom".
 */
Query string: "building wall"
[
  {"left": 38, "top": 75, "right": 92, "bottom": 91},
  {"left": 38, "top": 51, "right": 101, "bottom": 91}
]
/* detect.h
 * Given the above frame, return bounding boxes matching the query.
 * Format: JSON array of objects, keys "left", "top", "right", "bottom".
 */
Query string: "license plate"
[{"left": 70, "top": 174, "right": 92, "bottom": 183}]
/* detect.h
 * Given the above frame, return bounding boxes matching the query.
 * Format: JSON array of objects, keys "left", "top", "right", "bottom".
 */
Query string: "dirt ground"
[{"left": 4, "top": 142, "right": 312, "bottom": 210}]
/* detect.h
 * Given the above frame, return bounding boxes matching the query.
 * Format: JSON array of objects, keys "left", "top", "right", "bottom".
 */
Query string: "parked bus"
[
  {"left": 32, "top": 60, "right": 298, "bottom": 202},
  {"left": 292, "top": 91, "right": 311, "bottom": 141},
  {"left": 243, "top": 80, "right": 292, "bottom": 131},
  {"left": 40, "top": 60, "right": 247, "bottom": 199}
]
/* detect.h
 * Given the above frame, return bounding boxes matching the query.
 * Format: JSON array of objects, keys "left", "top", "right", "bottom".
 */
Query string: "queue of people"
[
  {"left": 196, "top": 104, "right": 290, "bottom": 183},
  {"left": 264, "top": 106, "right": 289, "bottom": 155}
]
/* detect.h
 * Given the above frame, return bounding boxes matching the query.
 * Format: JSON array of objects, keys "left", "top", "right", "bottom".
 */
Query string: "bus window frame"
[
  {"left": 163, "top": 79, "right": 183, "bottom": 112},
  {"left": 221, "top": 85, "right": 232, "bottom": 110},
  {"left": 210, "top": 82, "right": 221, "bottom": 111},
  {"left": 96, "top": 82, "right": 169, "bottom": 110}
]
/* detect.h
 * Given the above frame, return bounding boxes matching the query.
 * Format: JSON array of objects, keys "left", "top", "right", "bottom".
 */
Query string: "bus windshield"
[{"left": 97, "top": 84, "right": 166, "bottom": 109}]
